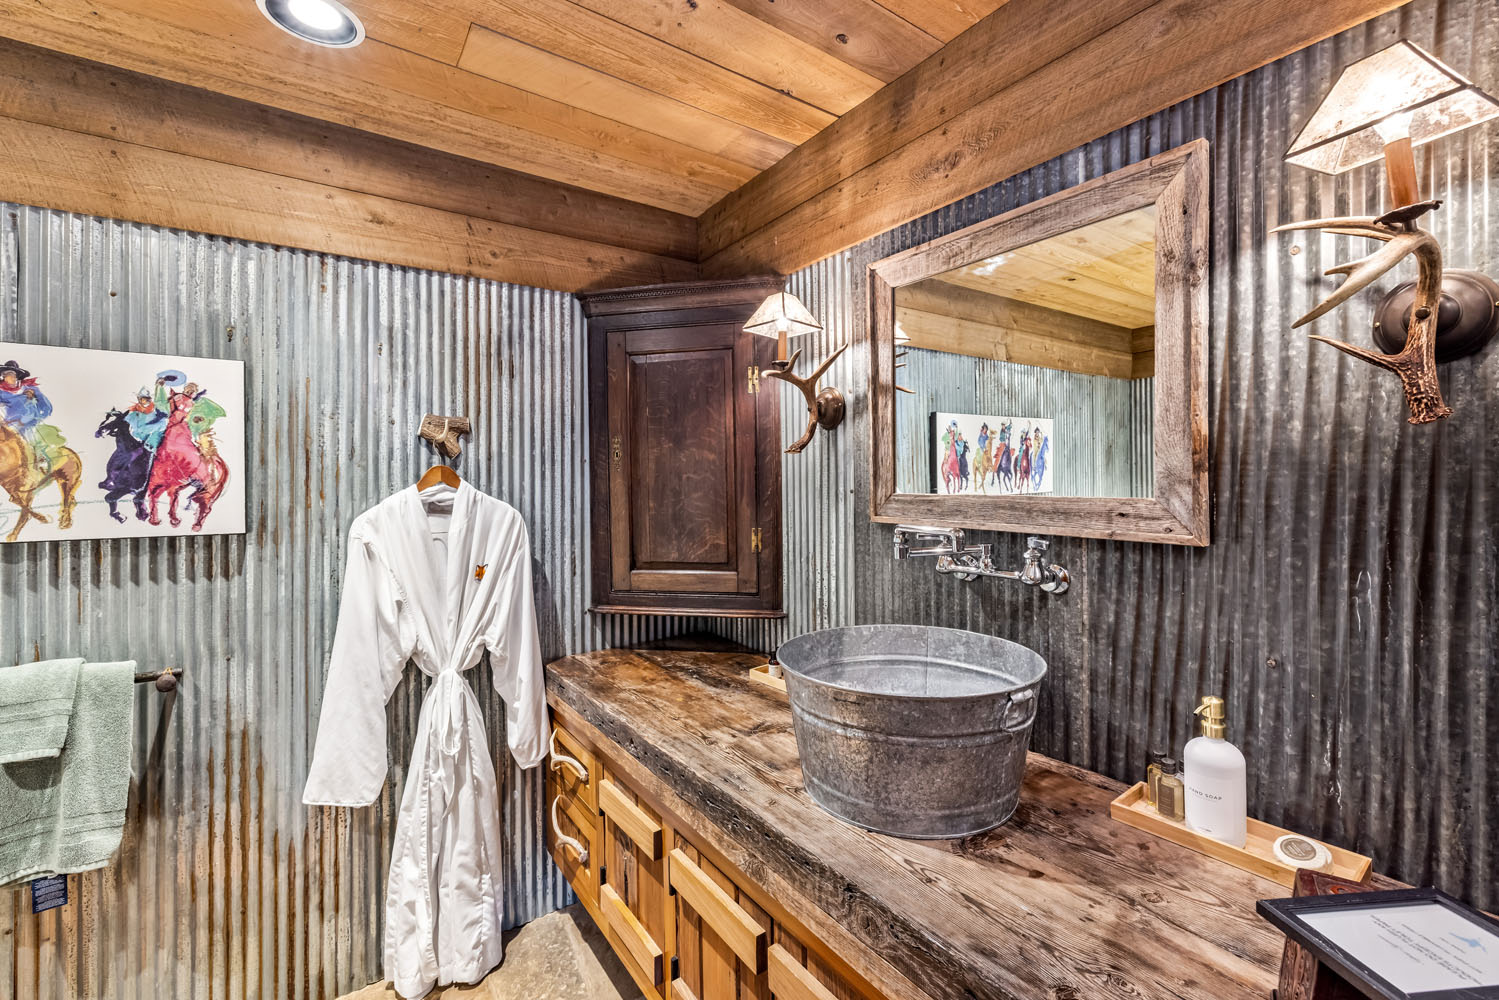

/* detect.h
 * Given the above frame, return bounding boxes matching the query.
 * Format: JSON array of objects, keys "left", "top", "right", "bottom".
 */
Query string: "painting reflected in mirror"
[{"left": 895, "top": 207, "right": 1156, "bottom": 499}]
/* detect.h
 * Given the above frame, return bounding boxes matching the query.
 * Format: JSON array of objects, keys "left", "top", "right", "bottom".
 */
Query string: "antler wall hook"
[
  {"left": 419, "top": 414, "right": 472, "bottom": 460},
  {"left": 762, "top": 344, "right": 848, "bottom": 453},
  {"left": 1273, "top": 208, "right": 1452, "bottom": 424}
]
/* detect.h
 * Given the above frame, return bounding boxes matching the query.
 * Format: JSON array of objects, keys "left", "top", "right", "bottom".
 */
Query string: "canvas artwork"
[
  {"left": 0, "top": 343, "right": 245, "bottom": 543},
  {"left": 931, "top": 412, "right": 1054, "bottom": 496}
]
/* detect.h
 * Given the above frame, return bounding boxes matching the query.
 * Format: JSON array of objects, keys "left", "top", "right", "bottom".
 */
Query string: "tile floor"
[{"left": 339, "top": 904, "right": 643, "bottom": 1000}]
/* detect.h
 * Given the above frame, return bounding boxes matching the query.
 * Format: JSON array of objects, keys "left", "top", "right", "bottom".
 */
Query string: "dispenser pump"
[{"left": 1194, "top": 695, "right": 1227, "bottom": 739}]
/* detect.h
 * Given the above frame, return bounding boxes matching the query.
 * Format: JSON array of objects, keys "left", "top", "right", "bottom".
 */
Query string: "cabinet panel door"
[
  {"left": 671, "top": 833, "right": 770, "bottom": 1000},
  {"left": 600, "top": 766, "right": 670, "bottom": 991},
  {"left": 607, "top": 324, "right": 758, "bottom": 597}
]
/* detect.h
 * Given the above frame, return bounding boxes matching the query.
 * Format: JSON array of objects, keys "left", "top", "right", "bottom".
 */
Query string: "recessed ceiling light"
[{"left": 256, "top": 0, "right": 365, "bottom": 48}]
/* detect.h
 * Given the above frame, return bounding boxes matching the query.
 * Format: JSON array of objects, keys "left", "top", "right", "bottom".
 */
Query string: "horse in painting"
[
  {"left": 0, "top": 420, "right": 82, "bottom": 542},
  {"left": 96, "top": 409, "right": 153, "bottom": 523}
]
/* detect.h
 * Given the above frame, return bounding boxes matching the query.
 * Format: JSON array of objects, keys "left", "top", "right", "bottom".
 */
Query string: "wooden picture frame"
[{"left": 868, "top": 139, "right": 1211, "bottom": 546}]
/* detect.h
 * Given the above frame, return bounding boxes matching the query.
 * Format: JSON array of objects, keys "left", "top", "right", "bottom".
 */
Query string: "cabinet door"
[
  {"left": 607, "top": 324, "right": 759, "bottom": 597},
  {"left": 599, "top": 769, "right": 669, "bottom": 993},
  {"left": 670, "top": 834, "right": 770, "bottom": 1000}
]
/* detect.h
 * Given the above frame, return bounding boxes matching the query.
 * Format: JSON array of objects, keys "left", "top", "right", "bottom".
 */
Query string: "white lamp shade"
[
  {"left": 744, "top": 291, "right": 822, "bottom": 340},
  {"left": 1286, "top": 40, "right": 1499, "bottom": 174}
]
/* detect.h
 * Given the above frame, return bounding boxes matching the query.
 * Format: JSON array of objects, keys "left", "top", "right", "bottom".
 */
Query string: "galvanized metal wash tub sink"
[{"left": 776, "top": 625, "right": 1047, "bottom": 840}]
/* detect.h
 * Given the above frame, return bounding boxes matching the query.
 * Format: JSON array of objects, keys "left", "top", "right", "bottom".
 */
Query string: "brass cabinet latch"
[
  {"left": 751, "top": 528, "right": 763, "bottom": 553},
  {"left": 747, "top": 365, "right": 760, "bottom": 394}
]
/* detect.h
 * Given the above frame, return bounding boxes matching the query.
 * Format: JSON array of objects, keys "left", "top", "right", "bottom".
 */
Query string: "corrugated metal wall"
[
  {"left": 714, "top": 0, "right": 1498, "bottom": 909},
  {"left": 894, "top": 347, "right": 1151, "bottom": 497},
  {"left": 0, "top": 203, "right": 693, "bottom": 999}
]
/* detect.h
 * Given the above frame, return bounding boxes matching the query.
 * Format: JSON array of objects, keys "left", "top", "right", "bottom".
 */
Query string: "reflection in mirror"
[{"left": 893, "top": 207, "right": 1156, "bottom": 499}]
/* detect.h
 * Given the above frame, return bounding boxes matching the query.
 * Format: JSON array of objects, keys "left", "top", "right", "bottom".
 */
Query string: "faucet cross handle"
[{"left": 1026, "top": 536, "right": 1049, "bottom": 552}]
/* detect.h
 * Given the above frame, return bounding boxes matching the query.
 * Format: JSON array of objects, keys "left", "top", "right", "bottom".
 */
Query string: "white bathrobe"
[{"left": 303, "top": 481, "right": 549, "bottom": 999}]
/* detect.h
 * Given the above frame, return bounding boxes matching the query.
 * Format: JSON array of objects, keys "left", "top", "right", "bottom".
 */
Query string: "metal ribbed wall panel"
[
  {"left": 895, "top": 347, "right": 1150, "bottom": 496},
  {"left": 0, "top": 205, "right": 691, "bottom": 999},
  {"left": 713, "top": 0, "right": 1498, "bottom": 909}
]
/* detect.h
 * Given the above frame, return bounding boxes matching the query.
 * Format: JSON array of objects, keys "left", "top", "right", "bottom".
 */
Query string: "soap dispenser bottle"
[{"left": 1183, "top": 695, "right": 1247, "bottom": 847}]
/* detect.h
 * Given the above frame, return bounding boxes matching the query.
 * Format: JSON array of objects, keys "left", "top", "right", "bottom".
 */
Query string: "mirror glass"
[{"left": 892, "top": 207, "right": 1156, "bottom": 499}]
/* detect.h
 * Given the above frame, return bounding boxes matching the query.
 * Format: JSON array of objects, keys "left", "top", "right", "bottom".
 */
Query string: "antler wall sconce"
[
  {"left": 1276, "top": 40, "right": 1499, "bottom": 424},
  {"left": 745, "top": 290, "right": 848, "bottom": 453}
]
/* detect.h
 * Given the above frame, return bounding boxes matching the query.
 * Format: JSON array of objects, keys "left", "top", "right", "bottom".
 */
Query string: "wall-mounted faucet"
[{"left": 892, "top": 525, "right": 1069, "bottom": 594}]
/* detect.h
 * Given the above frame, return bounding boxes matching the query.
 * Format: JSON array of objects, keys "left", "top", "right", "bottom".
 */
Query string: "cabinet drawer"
[
  {"left": 670, "top": 833, "right": 772, "bottom": 1000},
  {"left": 549, "top": 722, "right": 596, "bottom": 811}
]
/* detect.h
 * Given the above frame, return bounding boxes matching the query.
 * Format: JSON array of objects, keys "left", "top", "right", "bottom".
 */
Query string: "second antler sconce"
[
  {"left": 1277, "top": 40, "right": 1499, "bottom": 424},
  {"left": 745, "top": 290, "right": 847, "bottom": 453}
]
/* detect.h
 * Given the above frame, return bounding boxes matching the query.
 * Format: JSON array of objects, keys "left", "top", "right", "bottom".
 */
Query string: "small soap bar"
[{"left": 1272, "top": 834, "right": 1333, "bottom": 872}]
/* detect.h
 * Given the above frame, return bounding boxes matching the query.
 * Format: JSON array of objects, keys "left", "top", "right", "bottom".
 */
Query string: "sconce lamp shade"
[
  {"left": 1285, "top": 40, "right": 1499, "bottom": 175},
  {"left": 745, "top": 291, "right": 823, "bottom": 340}
]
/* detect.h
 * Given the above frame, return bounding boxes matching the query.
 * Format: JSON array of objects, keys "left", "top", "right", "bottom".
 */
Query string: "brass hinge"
[
  {"left": 747, "top": 365, "right": 760, "bottom": 394},
  {"left": 751, "top": 528, "right": 763, "bottom": 553}
]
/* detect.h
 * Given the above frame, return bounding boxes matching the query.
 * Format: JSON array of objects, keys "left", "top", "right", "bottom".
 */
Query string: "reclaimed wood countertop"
[{"left": 546, "top": 646, "right": 1307, "bottom": 1000}]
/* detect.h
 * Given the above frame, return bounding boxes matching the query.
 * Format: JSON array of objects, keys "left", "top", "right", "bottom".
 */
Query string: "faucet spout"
[{"left": 893, "top": 526, "right": 1069, "bottom": 595}]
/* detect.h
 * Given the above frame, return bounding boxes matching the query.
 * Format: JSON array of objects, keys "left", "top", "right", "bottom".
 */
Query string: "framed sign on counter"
[{"left": 1258, "top": 887, "right": 1499, "bottom": 1000}]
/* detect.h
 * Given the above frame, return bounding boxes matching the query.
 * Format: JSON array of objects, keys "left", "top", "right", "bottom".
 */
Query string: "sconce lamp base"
[
  {"left": 815, "top": 387, "right": 845, "bottom": 431},
  {"left": 1372, "top": 268, "right": 1499, "bottom": 362}
]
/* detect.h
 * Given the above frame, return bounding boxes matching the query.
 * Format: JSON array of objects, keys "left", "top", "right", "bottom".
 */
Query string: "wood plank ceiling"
[{"left": 0, "top": 0, "right": 1005, "bottom": 217}]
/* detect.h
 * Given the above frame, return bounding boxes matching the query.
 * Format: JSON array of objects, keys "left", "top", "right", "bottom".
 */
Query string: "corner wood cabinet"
[
  {"left": 546, "top": 709, "right": 886, "bottom": 1000},
  {"left": 579, "top": 277, "right": 784, "bottom": 618}
]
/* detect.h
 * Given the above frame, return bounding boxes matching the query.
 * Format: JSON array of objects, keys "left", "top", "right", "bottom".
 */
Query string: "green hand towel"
[
  {"left": 0, "top": 658, "right": 83, "bottom": 764},
  {"left": 0, "top": 660, "right": 136, "bottom": 886}
]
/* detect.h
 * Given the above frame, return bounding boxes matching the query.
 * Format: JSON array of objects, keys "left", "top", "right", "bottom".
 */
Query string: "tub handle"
[
  {"left": 549, "top": 729, "right": 588, "bottom": 782},
  {"left": 551, "top": 795, "right": 589, "bottom": 865},
  {"left": 1000, "top": 689, "right": 1036, "bottom": 732}
]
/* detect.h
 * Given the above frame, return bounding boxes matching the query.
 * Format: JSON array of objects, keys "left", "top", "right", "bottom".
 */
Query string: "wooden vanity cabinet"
[
  {"left": 547, "top": 711, "right": 883, "bottom": 1000},
  {"left": 579, "top": 277, "right": 785, "bottom": 618}
]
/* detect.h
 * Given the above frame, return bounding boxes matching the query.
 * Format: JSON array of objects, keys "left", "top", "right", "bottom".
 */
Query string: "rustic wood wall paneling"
[
  {"left": 698, "top": 0, "right": 1411, "bottom": 276},
  {"left": 0, "top": 41, "right": 699, "bottom": 293}
]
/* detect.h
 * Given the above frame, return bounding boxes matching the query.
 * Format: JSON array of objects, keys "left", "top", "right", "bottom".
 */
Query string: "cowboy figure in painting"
[
  {"left": 0, "top": 359, "right": 83, "bottom": 542},
  {"left": 0, "top": 360, "right": 58, "bottom": 474},
  {"left": 138, "top": 370, "right": 230, "bottom": 532}
]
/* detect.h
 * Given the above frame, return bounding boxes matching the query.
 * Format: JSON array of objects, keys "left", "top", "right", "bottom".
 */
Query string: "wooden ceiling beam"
[
  {"left": 0, "top": 112, "right": 696, "bottom": 292},
  {"left": 0, "top": 39, "right": 698, "bottom": 263},
  {"left": 697, "top": 0, "right": 1159, "bottom": 259},
  {"left": 700, "top": 0, "right": 1408, "bottom": 277}
]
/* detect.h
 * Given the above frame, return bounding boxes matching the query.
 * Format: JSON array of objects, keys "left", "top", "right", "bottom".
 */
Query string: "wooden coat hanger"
[{"left": 417, "top": 414, "right": 470, "bottom": 490}]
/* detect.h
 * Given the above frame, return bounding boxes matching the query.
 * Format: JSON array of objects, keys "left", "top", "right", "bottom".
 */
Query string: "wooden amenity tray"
[{"left": 1110, "top": 782, "right": 1372, "bottom": 888}]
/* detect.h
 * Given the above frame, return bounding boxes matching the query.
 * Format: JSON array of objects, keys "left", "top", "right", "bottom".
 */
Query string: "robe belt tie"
[{"left": 429, "top": 669, "right": 478, "bottom": 761}]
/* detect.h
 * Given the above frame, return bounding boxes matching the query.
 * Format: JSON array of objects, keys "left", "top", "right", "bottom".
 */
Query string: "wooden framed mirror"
[{"left": 868, "top": 140, "right": 1210, "bottom": 546}]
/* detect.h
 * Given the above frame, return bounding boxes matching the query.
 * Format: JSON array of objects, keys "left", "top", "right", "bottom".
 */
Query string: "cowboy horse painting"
[
  {"left": 0, "top": 344, "right": 245, "bottom": 543},
  {"left": 0, "top": 359, "right": 83, "bottom": 542},
  {"left": 931, "top": 411, "right": 1055, "bottom": 497}
]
